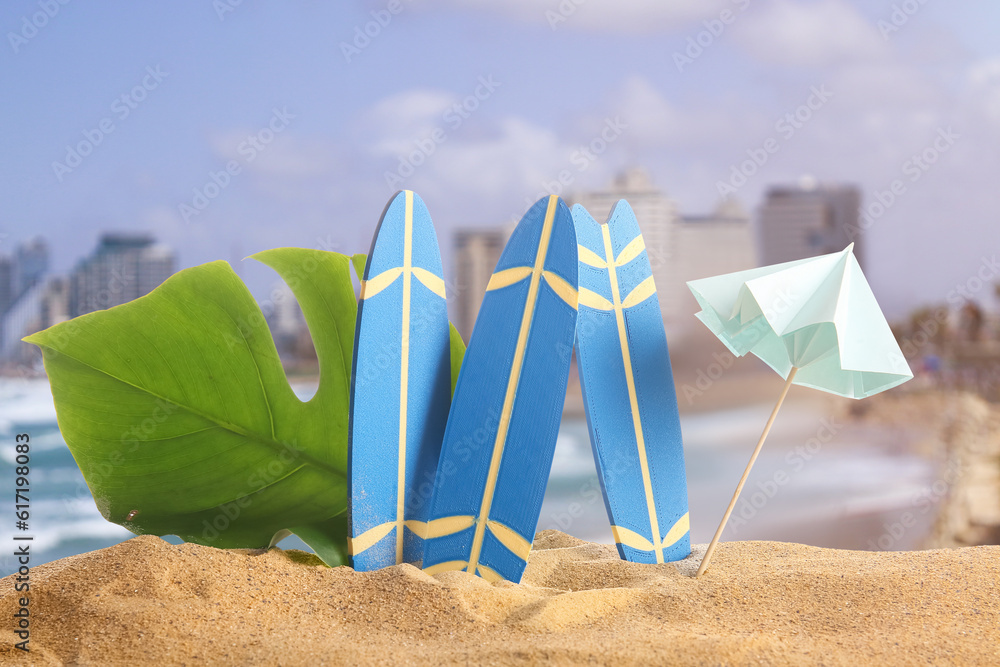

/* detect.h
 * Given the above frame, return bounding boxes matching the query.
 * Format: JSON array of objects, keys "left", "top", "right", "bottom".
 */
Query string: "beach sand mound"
[{"left": 3, "top": 531, "right": 998, "bottom": 665}]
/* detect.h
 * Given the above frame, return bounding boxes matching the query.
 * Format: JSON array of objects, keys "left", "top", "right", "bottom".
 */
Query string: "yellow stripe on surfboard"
[
  {"left": 351, "top": 515, "right": 477, "bottom": 556},
  {"left": 361, "top": 267, "right": 403, "bottom": 300},
  {"left": 488, "top": 266, "right": 577, "bottom": 310},
  {"left": 406, "top": 515, "right": 476, "bottom": 539},
  {"left": 465, "top": 195, "right": 560, "bottom": 575},
  {"left": 621, "top": 275, "right": 656, "bottom": 309},
  {"left": 578, "top": 287, "right": 613, "bottom": 311},
  {"left": 611, "top": 524, "right": 655, "bottom": 551},
  {"left": 348, "top": 521, "right": 396, "bottom": 556},
  {"left": 601, "top": 226, "right": 664, "bottom": 563},
  {"left": 660, "top": 512, "right": 690, "bottom": 549},
  {"left": 486, "top": 520, "right": 533, "bottom": 561},
  {"left": 352, "top": 190, "right": 454, "bottom": 565},
  {"left": 611, "top": 513, "right": 689, "bottom": 552},
  {"left": 487, "top": 267, "right": 533, "bottom": 291},
  {"left": 412, "top": 266, "right": 446, "bottom": 298},
  {"left": 542, "top": 271, "right": 578, "bottom": 310},
  {"left": 577, "top": 244, "right": 608, "bottom": 269},
  {"left": 424, "top": 560, "right": 469, "bottom": 575},
  {"left": 394, "top": 191, "right": 415, "bottom": 565},
  {"left": 615, "top": 235, "right": 646, "bottom": 267}
]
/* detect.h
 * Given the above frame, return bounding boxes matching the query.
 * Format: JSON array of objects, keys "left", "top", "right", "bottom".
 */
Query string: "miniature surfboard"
[
  {"left": 421, "top": 195, "right": 579, "bottom": 583},
  {"left": 572, "top": 200, "right": 691, "bottom": 564},
  {"left": 349, "top": 190, "right": 452, "bottom": 571}
]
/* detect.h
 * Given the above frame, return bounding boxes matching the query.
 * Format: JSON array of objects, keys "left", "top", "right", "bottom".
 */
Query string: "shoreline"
[
  {"left": 854, "top": 389, "right": 1000, "bottom": 549},
  {"left": 5, "top": 378, "right": 990, "bottom": 576}
]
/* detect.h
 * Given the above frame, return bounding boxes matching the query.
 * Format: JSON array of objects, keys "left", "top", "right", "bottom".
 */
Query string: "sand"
[{"left": 3, "top": 532, "right": 998, "bottom": 666}]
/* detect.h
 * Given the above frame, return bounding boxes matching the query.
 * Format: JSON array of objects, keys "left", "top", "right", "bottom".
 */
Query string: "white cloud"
[
  {"left": 735, "top": 0, "right": 887, "bottom": 67},
  {"left": 140, "top": 205, "right": 211, "bottom": 251},
  {"left": 830, "top": 62, "right": 939, "bottom": 109},
  {"left": 365, "top": 89, "right": 458, "bottom": 155},
  {"left": 609, "top": 75, "right": 745, "bottom": 149},
  {"left": 416, "top": 0, "right": 730, "bottom": 33},
  {"left": 967, "top": 58, "right": 1000, "bottom": 124},
  {"left": 205, "top": 128, "right": 344, "bottom": 204},
  {"left": 417, "top": 117, "right": 567, "bottom": 200},
  {"left": 355, "top": 86, "right": 564, "bottom": 214}
]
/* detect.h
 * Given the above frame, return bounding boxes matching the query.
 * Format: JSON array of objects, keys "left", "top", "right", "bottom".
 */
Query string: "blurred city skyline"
[{"left": 3, "top": 1, "right": 999, "bottom": 319}]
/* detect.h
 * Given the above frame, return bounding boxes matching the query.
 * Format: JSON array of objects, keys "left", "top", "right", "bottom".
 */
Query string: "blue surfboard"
[
  {"left": 349, "top": 190, "right": 452, "bottom": 571},
  {"left": 421, "top": 195, "right": 579, "bottom": 583},
  {"left": 572, "top": 200, "right": 691, "bottom": 564}
]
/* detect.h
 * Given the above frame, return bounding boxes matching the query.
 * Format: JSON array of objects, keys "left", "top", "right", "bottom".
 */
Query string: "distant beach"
[{"left": 0, "top": 371, "right": 952, "bottom": 576}]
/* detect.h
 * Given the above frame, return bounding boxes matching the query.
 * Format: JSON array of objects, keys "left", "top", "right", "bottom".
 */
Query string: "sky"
[{"left": 2, "top": 0, "right": 999, "bottom": 319}]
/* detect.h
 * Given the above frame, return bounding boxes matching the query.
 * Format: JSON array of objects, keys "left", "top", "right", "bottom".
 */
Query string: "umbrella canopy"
[{"left": 686, "top": 244, "right": 912, "bottom": 399}]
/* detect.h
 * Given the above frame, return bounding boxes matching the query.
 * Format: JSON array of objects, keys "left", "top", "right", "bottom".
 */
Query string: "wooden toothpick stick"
[{"left": 696, "top": 367, "right": 798, "bottom": 577}]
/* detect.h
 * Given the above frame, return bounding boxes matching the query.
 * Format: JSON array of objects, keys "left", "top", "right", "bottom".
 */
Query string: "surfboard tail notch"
[{"left": 572, "top": 200, "right": 691, "bottom": 565}]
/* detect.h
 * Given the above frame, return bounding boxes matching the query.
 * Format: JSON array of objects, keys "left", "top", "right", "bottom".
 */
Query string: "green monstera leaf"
[{"left": 25, "top": 247, "right": 465, "bottom": 567}]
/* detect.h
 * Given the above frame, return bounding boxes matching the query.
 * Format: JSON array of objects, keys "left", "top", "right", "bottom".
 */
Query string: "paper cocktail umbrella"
[{"left": 687, "top": 244, "right": 912, "bottom": 576}]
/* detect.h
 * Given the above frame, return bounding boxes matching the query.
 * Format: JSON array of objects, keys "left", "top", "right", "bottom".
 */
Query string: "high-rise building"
[
  {"left": 69, "top": 233, "right": 175, "bottom": 317},
  {"left": 0, "top": 238, "right": 49, "bottom": 316},
  {"left": 571, "top": 169, "right": 756, "bottom": 333},
  {"left": 0, "top": 282, "right": 45, "bottom": 362},
  {"left": 14, "top": 237, "right": 48, "bottom": 297},
  {"left": 453, "top": 229, "right": 506, "bottom": 341},
  {"left": 41, "top": 277, "right": 70, "bottom": 328},
  {"left": 571, "top": 168, "right": 677, "bottom": 299},
  {"left": 0, "top": 277, "right": 73, "bottom": 364},
  {"left": 673, "top": 198, "right": 756, "bottom": 320},
  {"left": 757, "top": 180, "right": 863, "bottom": 270},
  {"left": 0, "top": 238, "right": 51, "bottom": 363},
  {"left": 268, "top": 282, "right": 305, "bottom": 356},
  {"left": 0, "top": 256, "right": 12, "bottom": 316}
]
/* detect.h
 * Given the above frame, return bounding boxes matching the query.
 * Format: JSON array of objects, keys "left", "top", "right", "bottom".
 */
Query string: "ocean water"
[
  {"left": 0, "top": 378, "right": 938, "bottom": 575},
  {"left": 538, "top": 403, "right": 940, "bottom": 551}
]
